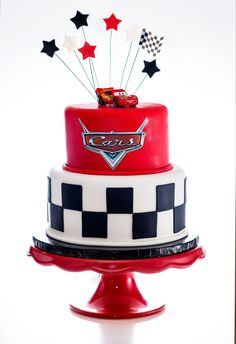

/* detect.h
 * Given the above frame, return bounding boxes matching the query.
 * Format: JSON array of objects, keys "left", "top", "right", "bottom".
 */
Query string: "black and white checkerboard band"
[
  {"left": 47, "top": 177, "right": 186, "bottom": 241},
  {"left": 139, "top": 28, "right": 164, "bottom": 56}
]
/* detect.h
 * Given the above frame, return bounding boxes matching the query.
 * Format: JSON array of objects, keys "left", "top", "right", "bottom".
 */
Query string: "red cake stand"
[{"left": 28, "top": 244, "right": 205, "bottom": 319}]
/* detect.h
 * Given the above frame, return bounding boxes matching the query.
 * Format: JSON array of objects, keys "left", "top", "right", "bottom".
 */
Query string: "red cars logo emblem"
[{"left": 79, "top": 118, "right": 149, "bottom": 169}]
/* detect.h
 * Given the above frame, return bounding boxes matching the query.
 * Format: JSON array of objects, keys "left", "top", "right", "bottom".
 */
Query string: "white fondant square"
[
  {"left": 157, "top": 209, "right": 173, "bottom": 239},
  {"left": 63, "top": 209, "right": 82, "bottom": 239},
  {"left": 133, "top": 184, "right": 156, "bottom": 212},
  {"left": 82, "top": 184, "right": 107, "bottom": 212},
  {"left": 51, "top": 179, "right": 62, "bottom": 206},
  {"left": 107, "top": 214, "right": 133, "bottom": 243},
  {"left": 174, "top": 178, "right": 185, "bottom": 207}
]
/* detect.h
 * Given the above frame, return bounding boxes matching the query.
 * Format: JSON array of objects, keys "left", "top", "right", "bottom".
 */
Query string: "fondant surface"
[
  {"left": 46, "top": 165, "right": 187, "bottom": 247},
  {"left": 64, "top": 103, "right": 171, "bottom": 175}
]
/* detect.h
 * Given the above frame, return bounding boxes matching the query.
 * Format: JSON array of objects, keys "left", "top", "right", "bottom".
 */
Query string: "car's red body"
[{"left": 96, "top": 87, "right": 138, "bottom": 107}]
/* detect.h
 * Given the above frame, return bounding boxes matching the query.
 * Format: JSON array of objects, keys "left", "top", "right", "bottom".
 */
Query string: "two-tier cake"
[{"left": 33, "top": 102, "right": 198, "bottom": 259}]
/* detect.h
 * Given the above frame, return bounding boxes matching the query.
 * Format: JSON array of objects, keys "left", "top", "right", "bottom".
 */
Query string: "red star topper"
[
  {"left": 103, "top": 13, "right": 122, "bottom": 30},
  {"left": 78, "top": 41, "right": 96, "bottom": 60}
]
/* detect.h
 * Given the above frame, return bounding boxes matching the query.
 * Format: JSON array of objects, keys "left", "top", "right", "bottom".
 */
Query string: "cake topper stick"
[
  {"left": 133, "top": 74, "right": 148, "bottom": 94},
  {"left": 120, "top": 41, "right": 133, "bottom": 88},
  {"left": 109, "top": 29, "right": 112, "bottom": 85},
  {"left": 125, "top": 29, "right": 164, "bottom": 91},
  {"left": 81, "top": 27, "right": 100, "bottom": 88},
  {"left": 41, "top": 40, "right": 97, "bottom": 99},
  {"left": 73, "top": 50, "right": 95, "bottom": 91},
  {"left": 124, "top": 28, "right": 144, "bottom": 90},
  {"left": 124, "top": 46, "right": 140, "bottom": 90},
  {"left": 62, "top": 35, "right": 95, "bottom": 92},
  {"left": 78, "top": 41, "right": 97, "bottom": 91},
  {"left": 55, "top": 53, "right": 97, "bottom": 100},
  {"left": 80, "top": 28, "right": 96, "bottom": 91},
  {"left": 70, "top": 11, "right": 99, "bottom": 91},
  {"left": 81, "top": 26, "right": 87, "bottom": 40},
  {"left": 120, "top": 27, "right": 141, "bottom": 89},
  {"left": 89, "top": 58, "right": 96, "bottom": 90},
  {"left": 81, "top": 27, "right": 94, "bottom": 88},
  {"left": 103, "top": 13, "right": 122, "bottom": 86},
  {"left": 133, "top": 60, "right": 160, "bottom": 94},
  {"left": 91, "top": 59, "right": 100, "bottom": 87}
]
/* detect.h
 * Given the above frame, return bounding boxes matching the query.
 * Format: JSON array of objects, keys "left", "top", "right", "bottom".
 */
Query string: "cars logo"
[{"left": 79, "top": 118, "right": 149, "bottom": 169}]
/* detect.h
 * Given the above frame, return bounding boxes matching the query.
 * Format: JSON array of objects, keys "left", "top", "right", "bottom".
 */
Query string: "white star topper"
[
  {"left": 62, "top": 35, "right": 79, "bottom": 53},
  {"left": 125, "top": 27, "right": 142, "bottom": 43}
]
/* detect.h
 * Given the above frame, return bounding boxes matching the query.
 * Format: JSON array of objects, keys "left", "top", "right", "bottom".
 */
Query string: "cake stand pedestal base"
[
  {"left": 28, "top": 245, "right": 205, "bottom": 319},
  {"left": 70, "top": 272, "right": 165, "bottom": 319}
]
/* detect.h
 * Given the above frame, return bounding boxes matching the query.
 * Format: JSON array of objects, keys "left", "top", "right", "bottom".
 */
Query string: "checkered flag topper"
[{"left": 139, "top": 29, "right": 164, "bottom": 57}]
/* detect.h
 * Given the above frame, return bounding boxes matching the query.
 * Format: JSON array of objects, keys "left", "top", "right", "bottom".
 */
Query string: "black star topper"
[
  {"left": 70, "top": 11, "right": 89, "bottom": 29},
  {"left": 142, "top": 60, "right": 160, "bottom": 78},
  {"left": 41, "top": 40, "right": 59, "bottom": 58}
]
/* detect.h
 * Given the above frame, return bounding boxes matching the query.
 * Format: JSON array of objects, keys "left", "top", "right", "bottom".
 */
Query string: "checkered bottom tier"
[{"left": 46, "top": 166, "right": 187, "bottom": 247}]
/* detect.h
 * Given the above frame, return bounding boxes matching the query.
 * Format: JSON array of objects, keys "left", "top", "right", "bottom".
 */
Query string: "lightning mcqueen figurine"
[{"left": 96, "top": 87, "right": 138, "bottom": 107}]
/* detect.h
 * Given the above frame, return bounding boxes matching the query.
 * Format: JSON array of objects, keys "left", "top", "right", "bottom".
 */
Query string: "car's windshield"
[{"left": 113, "top": 91, "right": 127, "bottom": 96}]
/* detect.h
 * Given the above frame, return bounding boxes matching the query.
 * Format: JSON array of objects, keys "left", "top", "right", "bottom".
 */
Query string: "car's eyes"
[{"left": 113, "top": 91, "right": 126, "bottom": 96}]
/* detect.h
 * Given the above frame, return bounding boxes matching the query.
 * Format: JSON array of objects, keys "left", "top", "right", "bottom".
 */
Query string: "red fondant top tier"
[{"left": 64, "top": 103, "right": 172, "bottom": 175}]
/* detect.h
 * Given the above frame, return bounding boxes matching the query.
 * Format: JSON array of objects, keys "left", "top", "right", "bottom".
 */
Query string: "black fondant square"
[
  {"left": 62, "top": 183, "right": 82, "bottom": 211},
  {"left": 47, "top": 177, "right": 51, "bottom": 203},
  {"left": 132, "top": 212, "right": 157, "bottom": 239},
  {"left": 50, "top": 203, "right": 64, "bottom": 232},
  {"left": 156, "top": 183, "right": 175, "bottom": 211},
  {"left": 106, "top": 188, "right": 133, "bottom": 213},
  {"left": 174, "top": 204, "right": 185, "bottom": 233},
  {"left": 82, "top": 212, "right": 107, "bottom": 238}
]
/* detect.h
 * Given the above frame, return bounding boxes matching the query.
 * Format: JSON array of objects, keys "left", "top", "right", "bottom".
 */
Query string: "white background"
[{"left": 0, "top": 0, "right": 235, "bottom": 343}]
